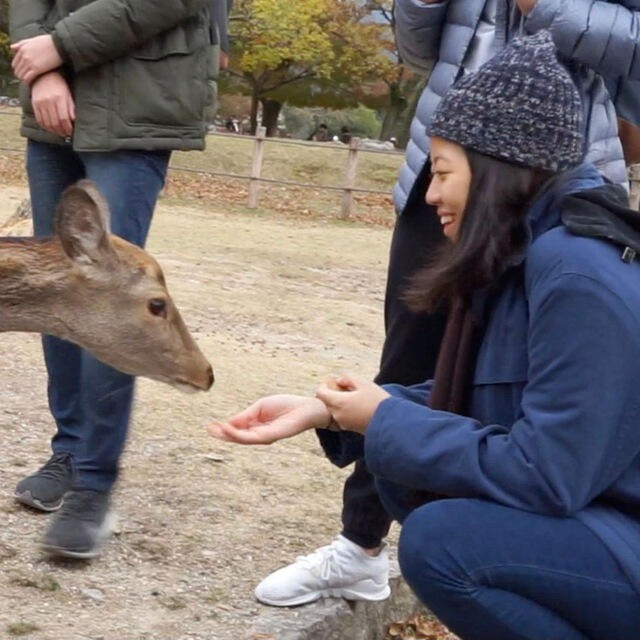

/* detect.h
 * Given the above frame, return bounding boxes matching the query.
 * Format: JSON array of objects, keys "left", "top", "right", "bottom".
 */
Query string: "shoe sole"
[
  {"left": 14, "top": 490, "right": 63, "bottom": 513},
  {"left": 256, "top": 581, "right": 391, "bottom": 607},
  {"left": 40, "top": 510, "right": 118, "bottom": 560}
]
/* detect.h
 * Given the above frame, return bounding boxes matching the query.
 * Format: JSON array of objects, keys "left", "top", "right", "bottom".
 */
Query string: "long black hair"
[{"left": 405, "top": 149, "right": 555, "bottom": 313}]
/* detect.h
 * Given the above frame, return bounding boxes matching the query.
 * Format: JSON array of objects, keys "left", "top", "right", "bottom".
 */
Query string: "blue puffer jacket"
[
  {"left": 318, "top": 163, "right": 640, "bottom": 595},
  {"left": 393, "top": 0, "right": 638, "bottom": 213}
]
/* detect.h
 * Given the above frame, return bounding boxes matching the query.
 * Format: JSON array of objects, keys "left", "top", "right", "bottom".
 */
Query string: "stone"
[{"left": 247, "top": 561, "right": 425, "bottom": 640}]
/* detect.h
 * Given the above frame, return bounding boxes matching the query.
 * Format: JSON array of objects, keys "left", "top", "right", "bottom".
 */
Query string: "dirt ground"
[{"left": 0, "top": 184, "right": 403, "bottom": 639}]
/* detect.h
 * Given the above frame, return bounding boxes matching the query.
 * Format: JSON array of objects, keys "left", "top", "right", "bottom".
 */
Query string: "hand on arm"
[
  {"left": 315, "top": 373, "right": 390, "bottom": 435},
  {"left": 11, "top": 35, "right": 63, "bottom": 85},
  {"left": 207, "top": 394, "right": 331, "bottom": 445},
  {"left": 29, "top": 71, "right": 75, "bottom": 138}
]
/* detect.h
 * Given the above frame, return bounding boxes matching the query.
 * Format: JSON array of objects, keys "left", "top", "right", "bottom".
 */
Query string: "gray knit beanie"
[{"left": 428, "top": 30, "right": 584, "bottom": 172}]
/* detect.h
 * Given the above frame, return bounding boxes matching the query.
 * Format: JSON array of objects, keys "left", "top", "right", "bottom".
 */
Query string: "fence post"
[
  {"left": 341, "top": 137, "right": 359, "bottom": 219},
  {"left": 248, "top": 126, "right": 266, "bottom": 209}
]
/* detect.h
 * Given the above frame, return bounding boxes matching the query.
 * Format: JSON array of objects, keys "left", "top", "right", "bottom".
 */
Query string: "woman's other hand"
[{"left": 316, "top": 373, "right": 390, "bottom": 435}]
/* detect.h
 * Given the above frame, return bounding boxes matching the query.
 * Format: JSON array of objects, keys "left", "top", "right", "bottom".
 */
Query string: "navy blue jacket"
[{"left": 318, "top": 164, "right": 640, "bottom": 594}]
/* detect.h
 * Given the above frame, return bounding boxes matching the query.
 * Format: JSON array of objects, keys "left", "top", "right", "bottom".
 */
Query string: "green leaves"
[{"left": 229, "top": 0, "right": 396, "bottom": 102}]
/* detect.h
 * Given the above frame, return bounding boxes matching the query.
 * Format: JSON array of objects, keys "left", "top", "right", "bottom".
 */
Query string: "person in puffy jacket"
[
  {"left": 209, "top": 32, "right": 640, "bottom": 640},
  {"left": 9, "top": 0, "right": 229, "bottom": 559},
  {"left": 246, "top": 0, "right": 640, "bottom": 608}
]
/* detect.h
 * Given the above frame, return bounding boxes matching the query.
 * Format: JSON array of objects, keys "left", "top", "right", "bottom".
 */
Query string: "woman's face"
[{"left": 426, "top": 137, "right": 472, "bottom": 243}]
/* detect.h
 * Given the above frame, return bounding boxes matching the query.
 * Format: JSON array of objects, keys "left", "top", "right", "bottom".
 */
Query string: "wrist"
[
  {"left": 51, "top": 31, "right": 70, "bottom": 65},
  {"left": 311, "top": 398, "right": 337, "bottom": 431}
]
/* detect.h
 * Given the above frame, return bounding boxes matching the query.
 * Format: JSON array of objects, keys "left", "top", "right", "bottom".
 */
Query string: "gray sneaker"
[
  {"left": 14, "top": 453, "right": 74, "bottom": 512},
  {"left": 41, "top": 490, "right": 116, "bottom": 559}
]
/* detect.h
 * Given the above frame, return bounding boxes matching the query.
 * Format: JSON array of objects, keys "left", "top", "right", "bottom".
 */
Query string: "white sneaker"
[{"left": 254, "top": 535, "right": 391, "bottom": 607}]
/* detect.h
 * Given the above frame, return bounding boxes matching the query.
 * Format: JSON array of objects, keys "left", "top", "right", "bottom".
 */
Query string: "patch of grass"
[
  {"left": 203, "top": 588, "right": 225, "bottom": 604},
  {"left": 159, "top": 595, "right": 186, "bottom": 611},
  {"left": 0, "top": 108, "right": 25, "bottom": 151},
  {"left": 9, "top": 572, "right": 61, "bottom": 592},
  {"left": 40, "top": 575, "right": 61, "bottom": 592},
  {"left": 6, "top": 621, "right": 40, "bottom": 636}
]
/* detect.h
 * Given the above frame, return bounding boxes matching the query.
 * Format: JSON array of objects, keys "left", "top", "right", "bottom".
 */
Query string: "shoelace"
[
  {"left": 297, "top": 540, "right": 349, "bottom": 583},
  {"left": 37, "top": 453, "right": 72, "bottom": 481}
]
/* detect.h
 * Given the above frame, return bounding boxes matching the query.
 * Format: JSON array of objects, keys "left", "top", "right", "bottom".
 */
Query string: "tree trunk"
[
  {"left": 249, "top": 91, "right": 259, "bottom": 136},
  {"left": 379, "top": 84, "right": 407, "bottom": 142},
  {"left": 260, "top": 98, "right": 283, "bottom": 137},
  {"left": 395, "top": 76, "right": 426, "bottom": 150}
]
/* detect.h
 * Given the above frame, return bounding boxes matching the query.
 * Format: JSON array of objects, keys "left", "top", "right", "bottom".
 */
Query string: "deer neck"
[{"left": 0, "top": 237, "right": 79, "bottom": 337}]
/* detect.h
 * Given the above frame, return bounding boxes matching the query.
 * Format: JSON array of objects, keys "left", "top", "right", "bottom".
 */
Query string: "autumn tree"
[
  {"left": 364, "top": 0, "right": 428, "bottom": 146},
  {"left": 0, "top": 0, "right": 7, "bottom": 33},
  {"left": 0, "top": 0, "right": 10, "bottom": 91},
  {"left": 226, "top": 0, "right": 397, "bottom": 136}
]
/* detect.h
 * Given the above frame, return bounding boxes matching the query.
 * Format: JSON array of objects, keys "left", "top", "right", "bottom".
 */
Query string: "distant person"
[
  {"left": 311, "top": 123, "right": 329, "bottom": 142},
  {"left": 225, "top": 115, "right": 239, "bottom": 133},
  {"left": 339, "top": 126, "right": 352, "bottom": 145}
]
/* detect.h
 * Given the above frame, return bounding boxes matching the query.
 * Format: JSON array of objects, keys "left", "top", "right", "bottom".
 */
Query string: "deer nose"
[{"left": 206, "top": 365, "right": 214, "bottom": 389}]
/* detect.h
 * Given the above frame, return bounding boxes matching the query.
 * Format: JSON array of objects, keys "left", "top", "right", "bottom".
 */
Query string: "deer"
[{"left": 0, "top": 180, "right": 213, "bottom": 392}]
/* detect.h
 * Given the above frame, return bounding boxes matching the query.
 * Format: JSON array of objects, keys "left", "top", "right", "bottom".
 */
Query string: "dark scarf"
[
  {"left": 428, "top": 298, "right": 479, "bottom": 414},
  {"left": 402, "top": 297, "right": 483, "bottom": 507}
]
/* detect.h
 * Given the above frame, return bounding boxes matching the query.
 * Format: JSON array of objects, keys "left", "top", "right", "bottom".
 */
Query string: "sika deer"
[{"left": 0, "top": 180, "right": 213, "bottom": 391}]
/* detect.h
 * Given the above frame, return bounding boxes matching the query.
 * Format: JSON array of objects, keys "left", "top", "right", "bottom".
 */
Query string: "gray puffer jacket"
[{"left": 393, "top": 0, "right": 638, "bottom": 213}]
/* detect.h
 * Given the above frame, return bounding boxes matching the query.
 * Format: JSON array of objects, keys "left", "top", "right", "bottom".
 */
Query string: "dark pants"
[
  {"left": 376, "top": 480, "right": 640, "bottom": 640},
  {"left": 26, "top": 140, "right": 170, "bottom": 493},
  {"left": 340, "top": 164, "right": 447, "bottom": 548}
]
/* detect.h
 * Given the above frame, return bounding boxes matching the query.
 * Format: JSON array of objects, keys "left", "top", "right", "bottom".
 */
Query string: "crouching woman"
[{"left": 209, "top": 32, "right": 640, "bottom": 640}]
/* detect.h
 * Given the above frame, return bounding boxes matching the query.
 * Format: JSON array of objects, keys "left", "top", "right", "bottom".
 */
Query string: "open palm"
[{"left": 207, "top": 394, "right": 330, "bottom": 445}]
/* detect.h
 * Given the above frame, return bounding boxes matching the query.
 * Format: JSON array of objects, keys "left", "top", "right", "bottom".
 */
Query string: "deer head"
[{"left": 1, "top": 180, "right": 214, "bottom": 392}]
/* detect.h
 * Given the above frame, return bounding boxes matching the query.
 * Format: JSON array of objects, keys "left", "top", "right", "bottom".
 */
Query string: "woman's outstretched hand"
[
  {"left": 207, "top": 394, "right": 331, "bottom": 445},
  {"left": 316, "top": 373, "right": 390, "bottom": 435}
]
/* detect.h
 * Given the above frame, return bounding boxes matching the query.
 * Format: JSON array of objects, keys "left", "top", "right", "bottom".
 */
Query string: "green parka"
[{"left": 10, "top": 0, "right": 218, "bottom": 151}]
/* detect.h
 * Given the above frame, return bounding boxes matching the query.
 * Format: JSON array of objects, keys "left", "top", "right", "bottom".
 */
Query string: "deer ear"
[{"left": 55, "top": 180, "right": 113, "bottom": 264}]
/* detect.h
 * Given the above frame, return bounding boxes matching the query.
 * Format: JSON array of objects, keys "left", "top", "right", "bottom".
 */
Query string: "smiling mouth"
[{"left": 439, "top": 215, "right": 455, "bottom": 227}]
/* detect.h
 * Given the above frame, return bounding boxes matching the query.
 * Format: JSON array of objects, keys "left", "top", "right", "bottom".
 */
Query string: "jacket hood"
[
  {"left": 561, "top": 183, "right": 640, "bottom": 262},
  {"left": 504, "top": 163, "right": 604, "bottom": 268},
  {"left": 516, "top": 163, "right": 640, "bottom": 267},
  {"left": 526, "top": 163, "right": 605, "bottom": 240}
]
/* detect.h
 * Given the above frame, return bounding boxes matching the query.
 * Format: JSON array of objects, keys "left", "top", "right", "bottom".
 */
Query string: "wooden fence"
[
  {"left": 2, "top": 110, "right": 640, "bottom": 212},
  {"left": 171, "top": 126, "right": 403, "bottom": 218},
  {"left": 0, "top": 112, "right": 403, "bottom": 218}
]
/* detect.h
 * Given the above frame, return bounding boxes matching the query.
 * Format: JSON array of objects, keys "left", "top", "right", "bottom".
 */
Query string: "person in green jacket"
[{"left": 9, "top": 0, "right": 229, "bottom": 559}]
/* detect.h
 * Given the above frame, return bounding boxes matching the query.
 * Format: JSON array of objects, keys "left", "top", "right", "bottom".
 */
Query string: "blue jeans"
[
  {"left": 376, "top": 480, "right": 640, "bottom": 640},
  {"left": 26, "top": 140, "right": 170, "bottom": 492}
]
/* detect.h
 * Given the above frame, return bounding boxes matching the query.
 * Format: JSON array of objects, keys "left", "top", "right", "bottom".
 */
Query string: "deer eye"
[{"left": 148, "top": 298, "right": 167, "bottom": 318}]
